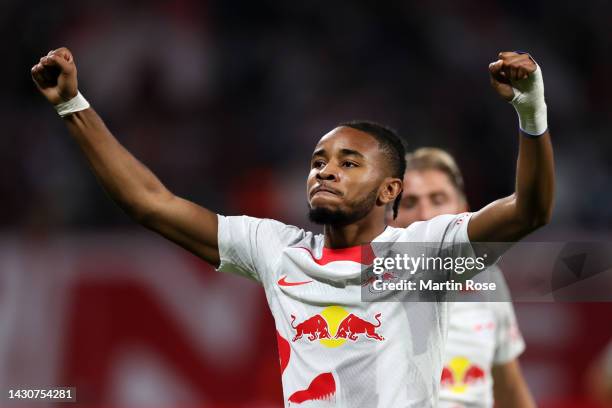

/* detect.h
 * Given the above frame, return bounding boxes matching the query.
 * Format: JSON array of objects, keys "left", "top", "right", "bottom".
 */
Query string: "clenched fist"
[
  {"left": 31, "top": 47, "right": 78, "bottom": 105},
  {"left": 488, "top": 51, "right": 538, "bottom": 102}
]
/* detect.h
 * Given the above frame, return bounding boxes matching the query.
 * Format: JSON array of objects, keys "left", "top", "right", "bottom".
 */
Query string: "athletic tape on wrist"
[
  {"left": 509, "top": 64, "right": 548, "bottom": 137},
  {"left": 54, "top": 91, "right": 90, "bottom": 117}
]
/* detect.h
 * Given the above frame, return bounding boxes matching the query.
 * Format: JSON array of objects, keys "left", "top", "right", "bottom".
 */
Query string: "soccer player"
[
  {"left": 31, "top": 48, "right": 554, "bottom": 407},
  {"left": 390, "top": 148, "right": 536, "bottom": 408}
]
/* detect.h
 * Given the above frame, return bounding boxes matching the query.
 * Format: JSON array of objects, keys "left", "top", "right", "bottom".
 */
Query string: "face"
[
  {"left": 390, "top": 169, "right": 467, "bottom": 227},
  {"left": 307, "top": 127, "right": 401, "bottom": 225}
]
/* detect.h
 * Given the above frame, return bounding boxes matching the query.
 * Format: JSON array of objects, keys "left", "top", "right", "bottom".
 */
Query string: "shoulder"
[
  {"left": 390, "top": 213, "right": 473, "bottom": 241},
  {"left": 218, "top": 214, "right": 310, "bottom": 245}
]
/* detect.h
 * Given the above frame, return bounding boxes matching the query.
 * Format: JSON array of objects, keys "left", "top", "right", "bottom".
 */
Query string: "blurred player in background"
[
  {"left": 390, "top": 148, "right": 536, "bottom": 408},
  {"left": 31, "top": 47, "right": 554, "bottom": 407}
]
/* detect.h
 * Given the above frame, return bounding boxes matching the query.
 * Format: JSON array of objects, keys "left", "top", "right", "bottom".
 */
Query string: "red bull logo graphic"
[
  {"left": 288, "top": 372, "right": 336, "bottom": 404},
  {"left": 335, "top": 313, "right": 384, "bottom": 341},
  {"left": 440, "top": 357, "right": 486, "bottom": 393},
  {"left": 290, "top": 314, "right": 331, "bottom": 342},
  {"left": 276, "top": 330, "right": 290, "bottom": 375},
  {"left": 290, "top": 306, "right": 384, "bottom": 348},
  {"left": 361, "top": 271, "right": 397, "bottom": 287}
]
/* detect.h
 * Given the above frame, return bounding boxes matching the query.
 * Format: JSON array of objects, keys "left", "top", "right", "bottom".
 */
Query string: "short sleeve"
[
  {"left": 216, "top": 215, "right": 304, "bottom": 284},
  {"left": 493, "top": 299, "right": 526, "bottom": 364},
  {"left": 410, "top": 212, "right": 475, "bottom": 258}
]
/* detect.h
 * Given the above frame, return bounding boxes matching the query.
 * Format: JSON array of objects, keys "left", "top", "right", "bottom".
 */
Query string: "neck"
[{"left": 323, "top": 212, "right": 387, "bottom": 248}]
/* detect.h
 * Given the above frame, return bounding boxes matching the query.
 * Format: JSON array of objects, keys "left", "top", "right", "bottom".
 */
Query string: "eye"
[
  {"left": 431, "top": 193, "right": 449, "bottom": 206},
  {"left": 312, "top": 159, "right": 326, "bottom": 169},
  {"left": 342, "top": 161, "right": 358, "bottom": 168},
  {"left": 403, "top": 197, "right": 417, "bottom": 209}
]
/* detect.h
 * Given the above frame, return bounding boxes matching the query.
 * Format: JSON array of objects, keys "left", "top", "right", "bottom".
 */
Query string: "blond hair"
[{"left": 405, "top": 147, "right": 465, "bottom": 200}]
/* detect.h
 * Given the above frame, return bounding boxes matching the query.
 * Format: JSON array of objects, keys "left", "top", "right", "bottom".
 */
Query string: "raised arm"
[
  {"left": 31, "top": 47, "right": 221, "bottom": 265},
  {"left": 468, "top": 52, "right": 555, "bottom": 243}
]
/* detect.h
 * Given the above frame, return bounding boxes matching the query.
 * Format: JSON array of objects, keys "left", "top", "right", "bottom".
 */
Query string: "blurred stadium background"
[{"left": 1, "top": 0, "right": 611, "bottom": 406}]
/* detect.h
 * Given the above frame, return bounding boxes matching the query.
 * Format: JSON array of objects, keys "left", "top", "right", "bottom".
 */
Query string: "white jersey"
[
  {"left": 439, "top": 267, "right": 525, "bottom": 408},
  {"left": 217, "top": 212, "right": 476, "bottom": 407}
]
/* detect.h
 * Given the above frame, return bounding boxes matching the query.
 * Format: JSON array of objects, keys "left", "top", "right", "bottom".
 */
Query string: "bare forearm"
[
  {"left": 32, "top": 48, "right": 220, "bottom": 264},
  {"left": 493, "top": 361, "right": 537, "bottom": 408},
  {"left": 468, "top": 53, "right": 554, "bottom": 242},
  {"left": 495, "top": 385, "right": 537, "bottom": 408},
  {"left": 63, "top": 108, "right": 171, "bottom": 219},
  {"left": 514, "top": 131, "right": 555, "bottom": 228}
]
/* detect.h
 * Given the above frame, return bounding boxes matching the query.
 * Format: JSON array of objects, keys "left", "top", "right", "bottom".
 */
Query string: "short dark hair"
[{"left": 338, "top": 120, "right": 406, "bottom": 219}]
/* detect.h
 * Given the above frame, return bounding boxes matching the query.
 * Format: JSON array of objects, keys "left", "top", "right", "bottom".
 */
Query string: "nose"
[
  {"left": 316, "top": 163, "right": 338, "bottom": 181},
  {"left": 415, "top": 204, "right": 436, "bottom": 222}
]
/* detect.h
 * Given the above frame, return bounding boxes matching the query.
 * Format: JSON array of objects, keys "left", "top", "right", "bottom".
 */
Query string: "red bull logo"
[
  {"left": 361, "top": 271, "right": 397, "bottom": 287},
  {"left": 276, "top": 330, "right": 290, "bottom": 375},
  {"left": 335, "top": 313, "right": 384, "bottom": 341},
  {"left": 440, "top": 357, "right": 486, "bottom": 393},
  {"left": 290, "top": 306, "right": 384, "bottom": 348},
  {"left": 290, "top": 314, "right": 331, "bottom": 342},
  {"left": 288, "top": 372, "right": 336, "bottom": 404}
]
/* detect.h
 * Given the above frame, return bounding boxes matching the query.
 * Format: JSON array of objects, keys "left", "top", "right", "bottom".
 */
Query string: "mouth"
[{"left": 310, "top": 184, "right": 342, "bottom": 199}]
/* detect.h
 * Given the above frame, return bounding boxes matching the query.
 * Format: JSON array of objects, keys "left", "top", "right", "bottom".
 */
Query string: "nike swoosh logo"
[{"left": 278, "top": 276, "right": 313, "bottom": 287}]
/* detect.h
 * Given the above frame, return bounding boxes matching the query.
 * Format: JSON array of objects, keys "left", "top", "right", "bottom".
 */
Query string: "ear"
[{"left": 378, "top": 177, "right": 403, "bottom": 205}]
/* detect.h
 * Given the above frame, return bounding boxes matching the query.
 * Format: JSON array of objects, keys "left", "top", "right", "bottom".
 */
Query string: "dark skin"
[
  {"left": 31, "top": 48, "right": 554, "bottom": 268},
  {"left": 307, "top": 126, "right": 402, "bottom": 248}
]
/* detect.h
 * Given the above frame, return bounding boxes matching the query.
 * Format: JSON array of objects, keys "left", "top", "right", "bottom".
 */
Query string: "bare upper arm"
[
  {"left": 138, "top": 192, "right": 221, "bottom": 266},
  {"left": 467, "top": 194, "right": 537, "bottom": 243}
]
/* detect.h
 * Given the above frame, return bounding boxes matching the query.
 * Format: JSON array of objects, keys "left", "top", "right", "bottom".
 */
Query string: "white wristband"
[
  {"left": 54, "top": 91, "right": 90, "bottom": 118},
  {"left": 509, "top": 65, "right": 548, "bottom": 136}
]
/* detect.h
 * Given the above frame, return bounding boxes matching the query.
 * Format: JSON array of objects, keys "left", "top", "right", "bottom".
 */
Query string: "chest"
[{"left": 445, "top": 306, "right": 497, "bottom": 366}]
